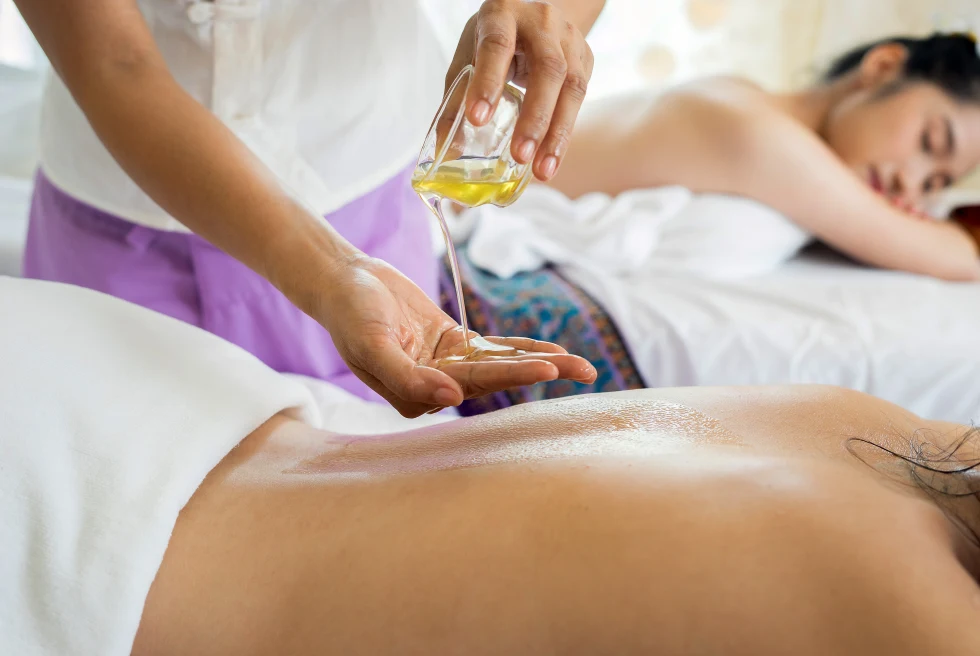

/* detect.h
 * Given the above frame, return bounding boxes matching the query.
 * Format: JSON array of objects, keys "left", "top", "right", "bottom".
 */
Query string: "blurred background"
[
  {"left": 423, "top": 0, "right": 978, "bottom": 96},
  {"left": 3, "top": 0, "right": 980, "bottom": 186},
  {"left": 423, "top": 0, "right": 980, "bottom": 194}
]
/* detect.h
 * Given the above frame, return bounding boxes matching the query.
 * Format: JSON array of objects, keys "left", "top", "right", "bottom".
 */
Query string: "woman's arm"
[
  {"left": 14, "top": 0, "right": 598, "bottom": 416},
  {"left": 953, "top": 210, "right": 980, "bottom": 256},
  {"left": 648, "top": 91, "right": 980, "bottom": 281},
  {"left": 14, "top": 0, "right": 354, "bottom": 306},
  {"left": 731, "top": 105, "right": 980, "bottom": 280}
]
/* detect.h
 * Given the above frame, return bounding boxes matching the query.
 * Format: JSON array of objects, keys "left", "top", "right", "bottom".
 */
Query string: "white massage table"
[{"left": 565, "top": 245, "right": 980, "bottom": 424}]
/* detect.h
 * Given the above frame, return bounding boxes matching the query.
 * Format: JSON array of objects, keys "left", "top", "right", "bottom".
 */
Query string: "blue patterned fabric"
[{"left": 439, "top": 245, "right": 645, "bottom": 416}]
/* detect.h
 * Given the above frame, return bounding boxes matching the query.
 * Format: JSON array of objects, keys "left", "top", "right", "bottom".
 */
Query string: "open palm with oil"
[{"left": 412, "top": 65, "right": 534, "bottom": 365}]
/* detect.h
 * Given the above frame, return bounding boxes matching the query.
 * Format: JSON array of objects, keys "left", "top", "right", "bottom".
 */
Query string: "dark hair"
[
  {"left": 824, "top": 33, "right": 980, "bottom": 102},
  {"left": 847, "top": 427, "right": 980, "bottom": 546}
]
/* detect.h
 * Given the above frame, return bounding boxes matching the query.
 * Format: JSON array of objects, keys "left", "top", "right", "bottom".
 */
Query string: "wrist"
[
  {"left": 263, "top": 201, "right": 362, "bottom": 317},
  {"left": 953, "top": 211, "right": 980, "bottom": 257}
]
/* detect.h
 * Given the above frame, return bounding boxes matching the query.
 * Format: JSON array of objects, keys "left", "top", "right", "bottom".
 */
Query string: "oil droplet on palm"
[{"left": 413, "top": 157, "right": 528, "bottom": 366}]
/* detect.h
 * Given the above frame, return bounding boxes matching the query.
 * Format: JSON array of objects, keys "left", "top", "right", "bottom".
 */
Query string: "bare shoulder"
[
  {"left": 741, "top": 469, "right": 980, "bottom": 655},
  {"left": 647, "top": 76, "right": 801, "bottom": 161},
  {"left": 600, "top": 449, "right": 980, "bottom": 655},
  {"left": 663, "top": 75, "right": 781, "bottom": 116},
  {"left": 825, "top": 509, "right": 980, "bottom": 655}
]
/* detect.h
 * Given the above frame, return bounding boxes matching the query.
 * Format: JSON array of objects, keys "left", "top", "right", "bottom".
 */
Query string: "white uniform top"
[{"left": 37, "top": 0, "right": 447, "bottom": 231}]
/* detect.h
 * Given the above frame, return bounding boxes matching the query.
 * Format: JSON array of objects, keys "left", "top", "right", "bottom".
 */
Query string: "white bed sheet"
[
  {"left": 1, "top": 277, "right": 322, "bottom": 656},
  {"left": 564, "top": 247, "right": 980, "bottom": 423},
  {"left": 0, "top": 175, "right": 30, "bottom": 277}
]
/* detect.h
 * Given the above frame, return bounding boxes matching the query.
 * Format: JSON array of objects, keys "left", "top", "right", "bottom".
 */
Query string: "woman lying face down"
[
  {"left": 5, "top": 278, "right": 979, "bottom": 655},
  {"left": 550, "top": 33, "right": 980, "bottom": 280},
  {"left": 135, "top": 384, "right": 980, "bottom": 655}
]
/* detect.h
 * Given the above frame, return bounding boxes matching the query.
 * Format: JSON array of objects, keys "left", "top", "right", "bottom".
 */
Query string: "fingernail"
[
  {"left": 435, "top": 388, "right": 460, "bottom": 406},
  {"left": 517, "top": 139, "right": 536, "bottom": 163},
  {"left": 472, "top": 100, "right": 491, "bottom": 124},
  {"left": 540, "top": 155, "right": 558, "bottom": 179}
]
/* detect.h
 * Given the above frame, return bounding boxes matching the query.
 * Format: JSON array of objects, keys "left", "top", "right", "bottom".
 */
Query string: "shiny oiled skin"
[{"left": 133, "top": 386, "right": 980, "bottom": 655}]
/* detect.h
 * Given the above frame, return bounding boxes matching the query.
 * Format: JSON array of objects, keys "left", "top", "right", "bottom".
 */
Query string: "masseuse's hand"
[
  {"left": 317, "top": 255, "right": 597, "bottom": 418},
  {"left": 448, "top": 0, "right": 596, "bottom": 181}
]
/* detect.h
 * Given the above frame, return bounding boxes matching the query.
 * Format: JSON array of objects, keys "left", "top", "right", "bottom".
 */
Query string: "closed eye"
[
  {"left": 921, "top": 118, "right": 955, "bottom": 158},
  {"left": 924, "top": 173, "right": 953, "bottom": 194},
  {"left": 921, "top": 130, "right": 933, "bottom": 155}
]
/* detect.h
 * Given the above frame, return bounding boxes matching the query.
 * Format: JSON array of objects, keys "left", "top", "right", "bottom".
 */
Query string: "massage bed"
[
  {"left": 450, "top": 186, "right": 980, "bottom": 424},
  {"left": 5, "top": 173, "right": 980, "bottom": 424},
  {"left": 571, "top": 245, "right": 980, "bottom": 424}
]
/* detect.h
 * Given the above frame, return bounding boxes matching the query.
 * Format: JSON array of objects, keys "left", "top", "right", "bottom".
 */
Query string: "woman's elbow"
[
  {"left": 935, "top": 263, "right": 980, "bottom": 282},
  {"left": 895, "top": 224, "right": 980, "bottom": 281},
  {"left": 922, "top": 254, "right": 980, "bottom": 282}
]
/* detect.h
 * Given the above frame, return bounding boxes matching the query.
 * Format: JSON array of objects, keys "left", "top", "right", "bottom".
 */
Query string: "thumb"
[{"left": 368, "top": 338, "right": 464, "bottom": 408}]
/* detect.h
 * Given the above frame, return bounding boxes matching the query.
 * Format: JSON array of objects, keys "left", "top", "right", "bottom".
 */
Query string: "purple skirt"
[{"left": 23, "top": 169, "right": 437, "bottom": 403}]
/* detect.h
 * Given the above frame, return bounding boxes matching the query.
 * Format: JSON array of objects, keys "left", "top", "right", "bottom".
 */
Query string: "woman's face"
[{"left": 822, "top": 49, "right": 980, "bottom": 209}]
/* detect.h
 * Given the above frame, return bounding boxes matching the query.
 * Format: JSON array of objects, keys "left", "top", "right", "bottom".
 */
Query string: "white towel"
[
  {"left": 0, "top": 278, "right": 321, "bottom": 656},
  {"left": 287, "top": 373, "right": 457, "bottom": 435},
  {"left": 466, "top": 185, "right": 811, "bottom": 280}
]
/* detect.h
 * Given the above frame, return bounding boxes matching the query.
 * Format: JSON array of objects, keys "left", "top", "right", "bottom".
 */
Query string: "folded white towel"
[
  {"left": 0, "top": 278, "right": 320, "bottom": 656},
  {"left": 466, "top": 185, "right": 811, "bottom": 280}
]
